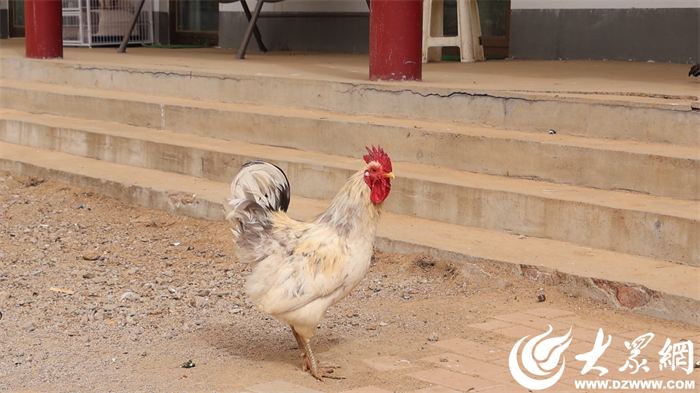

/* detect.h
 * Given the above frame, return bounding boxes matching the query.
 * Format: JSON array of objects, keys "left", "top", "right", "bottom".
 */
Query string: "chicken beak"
[{"left": 385, "top": 172, "right": 395, "bottom": 179}]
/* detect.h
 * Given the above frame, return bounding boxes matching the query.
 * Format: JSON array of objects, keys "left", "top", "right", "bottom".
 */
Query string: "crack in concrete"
[
  {"left": 68, "top": 65, "right": 242, "bottom": 82},
  {"left": 354, "top": 85, "right": 523, "bottom": 102},
  {"left": 509, "top": 89, "right": 698, "bottom": 101}
]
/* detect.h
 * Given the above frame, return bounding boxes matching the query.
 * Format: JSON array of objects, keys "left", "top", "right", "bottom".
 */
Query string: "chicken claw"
[
  {"left": 292, "top": 328, "right": 345, "bottom": 381},
  {"left": 299, "top": 351, "right": 344, "bottom": 381},
  {"left": 310, "top": 363, "right": 344, "bottom": 381}
]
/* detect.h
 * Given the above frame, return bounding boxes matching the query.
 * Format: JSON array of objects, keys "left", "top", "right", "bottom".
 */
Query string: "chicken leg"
[{"left": 291, "top": 327, "right": 344, "bottom": 381}]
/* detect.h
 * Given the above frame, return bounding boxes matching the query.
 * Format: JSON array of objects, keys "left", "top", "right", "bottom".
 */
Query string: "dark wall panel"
[
  {"left": 220, "top": 12, "right": 369, "bottom": 53},
  {"left": 0, "top": 8, "right": 8, "bottom": 39},
  {"left": 511, "top": 8, "right": 700, "bottom": 63},
  {"left": 155, "top": 11, "right": 170, "bottom": 45}
]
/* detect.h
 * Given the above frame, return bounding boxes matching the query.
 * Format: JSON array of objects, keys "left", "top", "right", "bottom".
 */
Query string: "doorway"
[
  {"left": 169, "top": 0, "right": 219, "bottom": 45},
  {"left": 476, "top": 0, "right": 510, "bottom": 58},
  {"left": 443, "top": 0, "right": 510, "bottom": 59},
  {"left": 9, "top": 0, "right": 25, "bottom": 37}
]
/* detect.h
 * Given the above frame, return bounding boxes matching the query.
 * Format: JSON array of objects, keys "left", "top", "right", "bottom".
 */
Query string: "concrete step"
[
  {"left": 2, "top": 82, "right": 698, "bottom": 201},
  {"left": 1, "top": 141, "right": 697, "bottom": 326},
  {"left": 1, "top": 115, "right": 697, "bottom": 266},
  {"left": 1, "top": 57, "right": 698, "bottom": 147}
]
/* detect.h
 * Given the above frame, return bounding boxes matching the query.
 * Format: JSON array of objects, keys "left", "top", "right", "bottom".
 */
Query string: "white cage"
[{"left": 62, "top": 0, "right": 154, "bottom": 47}]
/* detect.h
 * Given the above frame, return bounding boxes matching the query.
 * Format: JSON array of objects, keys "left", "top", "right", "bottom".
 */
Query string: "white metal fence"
[{"left": 62, "top": 0, "right": 153, "bottom": 47}]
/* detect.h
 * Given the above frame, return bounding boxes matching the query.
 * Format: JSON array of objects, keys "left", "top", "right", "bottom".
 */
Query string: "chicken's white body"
[
  {"left": 225, "top": 152, "right": 392, "bottom": 381},
  {"left": 243, "top": 170, "right": 380, "bottom": 337}
]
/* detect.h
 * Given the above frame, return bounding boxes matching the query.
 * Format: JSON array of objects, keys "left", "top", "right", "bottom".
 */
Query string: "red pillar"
[
  {"left": 369, "top": 0, "right": 422, "bottom": 81},
  {"left": 25, "top": 0, "right": 63, "bottom": 59}
]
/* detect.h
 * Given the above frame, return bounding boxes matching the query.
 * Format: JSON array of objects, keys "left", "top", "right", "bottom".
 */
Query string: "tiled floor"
[{"left": 241, "top": 308, "right": 699, "bottom": 392}]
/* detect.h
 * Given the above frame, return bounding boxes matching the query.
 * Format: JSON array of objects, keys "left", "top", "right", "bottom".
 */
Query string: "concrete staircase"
[{"left": 1, "top": 55, "right": 698, "bottom": 326}]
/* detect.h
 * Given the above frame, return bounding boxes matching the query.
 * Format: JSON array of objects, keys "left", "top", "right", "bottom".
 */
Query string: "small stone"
[
  {"left": 522, "top": 267, "right": 539, "bottom": 280},
  {"left": 82, "top": 272, "right": 96, "bottom": 279},
  {"left": 616, "top": 286, "right": 649, "bottom": 309},
  {"left": 181, "top": 360, "right": 195, "bottom": 368},
  {"left": 82, "top": 250, "right": 100, "bottom": 261},
  {"left": 195, "top": 290, "right": 210, "bottom": 297},
  {"left": 119, "top": 292, "right": 141, "bottom": 302},
  {"left": 378, "top": 322, "right": 389, "bottom": 327},
  {"left": 0, "top": 291, "right": 11, "bottom": 302},
  {"left": 428, "top": 332, "right": 439, "bottom": 342},
  {"left": 537, "top": 294, "right": 547, "bottom": 302}
]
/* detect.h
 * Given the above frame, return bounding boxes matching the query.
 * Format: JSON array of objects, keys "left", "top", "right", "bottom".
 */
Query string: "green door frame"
[
  {"left": 168, "top": 0, "right": 219, "bottom": 46},
  {"left": 9, "top": 0, "right": 25, "bottom": 37}
]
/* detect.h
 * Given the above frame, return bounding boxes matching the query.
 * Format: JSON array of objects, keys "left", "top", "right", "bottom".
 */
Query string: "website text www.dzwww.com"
[{"left": 574, "top": 379, "right": 695, "bottom": 390}]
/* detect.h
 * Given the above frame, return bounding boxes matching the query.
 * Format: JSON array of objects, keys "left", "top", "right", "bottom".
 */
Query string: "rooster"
[
  {"left": 225, "top": 146, "right": 394, "bottom": 381},
  {"left": 690, "top": 63, "right": 700, "bottom": 77}
]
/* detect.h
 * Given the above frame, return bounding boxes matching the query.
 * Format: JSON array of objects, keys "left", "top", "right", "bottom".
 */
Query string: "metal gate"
[{"left": 62, "top": 0, "right": 154, "bottom": 47}]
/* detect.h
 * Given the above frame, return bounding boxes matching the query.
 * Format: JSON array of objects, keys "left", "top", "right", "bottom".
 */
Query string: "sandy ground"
[{"left": 0, "top": 171, "right": 698, "bottom": 393}]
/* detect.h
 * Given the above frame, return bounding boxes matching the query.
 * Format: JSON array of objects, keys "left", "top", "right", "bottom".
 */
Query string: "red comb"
[{"left": 363, "top": 145, "right": 392, "bottom": 172}]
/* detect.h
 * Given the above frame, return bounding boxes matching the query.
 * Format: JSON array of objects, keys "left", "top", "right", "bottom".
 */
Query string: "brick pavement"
[{"left": 239, "top": 308, "right": 699, "bottom": 392}]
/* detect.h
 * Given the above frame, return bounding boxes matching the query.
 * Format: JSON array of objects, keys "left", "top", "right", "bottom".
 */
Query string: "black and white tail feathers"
[
  {"left": 225, "top": 161, "right": 291, "bottom": 239},
  {"left": 690, "top": 63, "right": 700, "bottom": 77}
]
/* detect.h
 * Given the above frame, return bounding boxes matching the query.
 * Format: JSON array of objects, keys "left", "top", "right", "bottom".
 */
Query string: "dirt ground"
[{"left": 0, "top": 171, "right": 698, "bottom": 393}]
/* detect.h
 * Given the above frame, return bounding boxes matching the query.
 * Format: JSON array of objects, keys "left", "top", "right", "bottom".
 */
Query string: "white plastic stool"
[{"left": 422, "top": 0, "right": 485, "bottom": 63}]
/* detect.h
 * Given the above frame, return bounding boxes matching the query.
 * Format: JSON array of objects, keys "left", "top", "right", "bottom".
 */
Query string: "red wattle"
[{"left": 370, "top": 181, "right": 390, "bottom": 203}]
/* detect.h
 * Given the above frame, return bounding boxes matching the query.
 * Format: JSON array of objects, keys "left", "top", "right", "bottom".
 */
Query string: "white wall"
[
  {"left": 512, "top": 0, "right": 700, "bottom": 9},
  {"left": 220, "top": 0, "right": 369, "bottom": 13}
]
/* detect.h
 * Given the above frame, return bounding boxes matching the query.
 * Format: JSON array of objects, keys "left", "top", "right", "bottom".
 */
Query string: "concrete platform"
[
  {"left": 1, "top": 83, "right": 697, "bottom": 200},
  {"left": 1, "top": 38, "right": 699, "bottom": 146},
  {"left": 1, "top": 38, "right": 698, "bottom": 326},
  {"left": 1, "top": 109, "right": 698, "bottom": 266}
]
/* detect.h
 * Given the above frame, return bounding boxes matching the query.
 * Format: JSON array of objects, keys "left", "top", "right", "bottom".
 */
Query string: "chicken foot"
[{"left": 291, "top": 327, "right": 344, "bottom": 381}]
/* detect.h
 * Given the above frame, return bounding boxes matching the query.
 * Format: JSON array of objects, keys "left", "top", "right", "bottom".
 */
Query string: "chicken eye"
[{"left": 371, "top": 168, "right": 377, "bottom": 172}]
